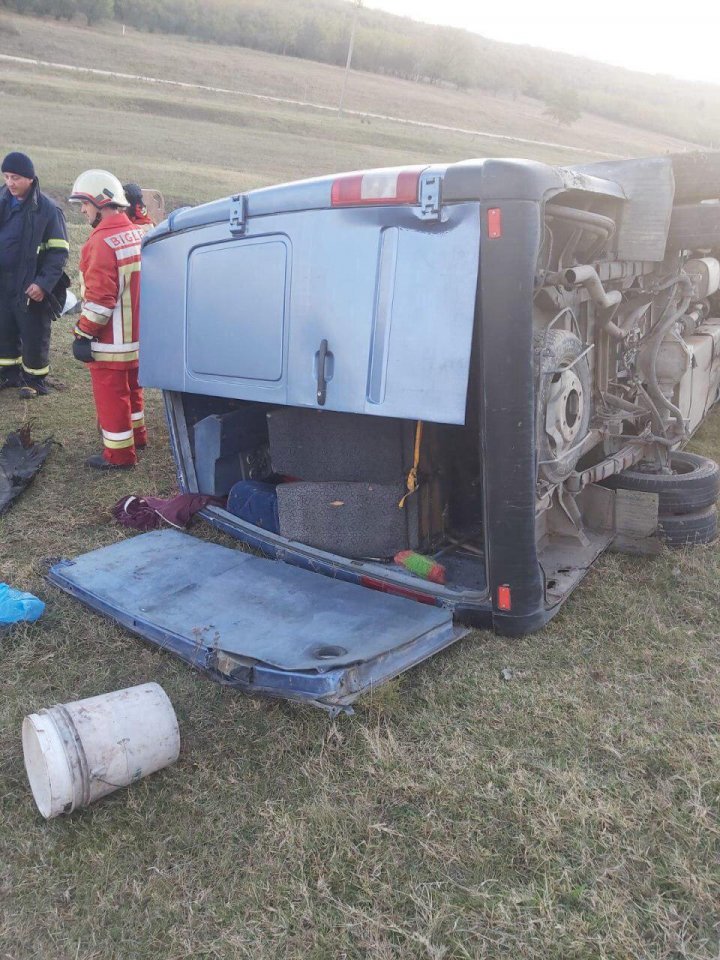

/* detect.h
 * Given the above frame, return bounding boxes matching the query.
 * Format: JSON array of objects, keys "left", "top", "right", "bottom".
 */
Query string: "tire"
[
  {"left": 535, "top": 330, "right": 592, "bottom": 484},
  {"left": 658, "top": 505, "right": 718, "bottom": 548},
  {"left": 601, "top": 451, "right": 720, "bottom": 514}
]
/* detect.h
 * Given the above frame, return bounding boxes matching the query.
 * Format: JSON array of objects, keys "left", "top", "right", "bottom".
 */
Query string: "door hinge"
[
  {"left": 418, "top": 175, "right": 442, "bottom": 221},
  {"left": 229, "top": 194, "right": 248, "bottom": 234}
]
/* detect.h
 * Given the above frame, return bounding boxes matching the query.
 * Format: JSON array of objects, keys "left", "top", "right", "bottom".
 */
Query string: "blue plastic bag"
[{"left": 0, "top": 583, "right": 45, "bottom": 624}]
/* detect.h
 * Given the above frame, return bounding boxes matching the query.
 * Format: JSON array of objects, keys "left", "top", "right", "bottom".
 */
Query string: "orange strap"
[{"left": 398, "top": 421, "right": 423, "bottom": 509}]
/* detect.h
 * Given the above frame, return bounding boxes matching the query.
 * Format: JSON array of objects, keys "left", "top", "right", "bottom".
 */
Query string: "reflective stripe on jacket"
[{"left": 75, "top": 212, "right": 143, "bottom": 368}]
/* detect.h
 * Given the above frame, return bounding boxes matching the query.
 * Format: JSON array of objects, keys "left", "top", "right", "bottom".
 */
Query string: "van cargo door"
[
  {"left": 140, "top": 202, "right": 480, "bottom": 425},
  {"left": 285, "top": 202, "right": 480, "bottom": 424}
]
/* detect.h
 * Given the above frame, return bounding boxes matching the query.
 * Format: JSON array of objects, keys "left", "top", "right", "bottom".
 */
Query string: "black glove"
[{"left": 72, "top": 337, "right": 95, "bottom": 363}]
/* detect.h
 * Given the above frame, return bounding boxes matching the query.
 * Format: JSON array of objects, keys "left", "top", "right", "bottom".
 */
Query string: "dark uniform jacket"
[{"left": 0, "top": 181, "right": 69, "bottom": 300}]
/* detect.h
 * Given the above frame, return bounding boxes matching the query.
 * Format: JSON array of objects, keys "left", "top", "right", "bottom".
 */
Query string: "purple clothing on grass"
[{"left": 112, "top": 493, "right": 218, "bottom": 530}]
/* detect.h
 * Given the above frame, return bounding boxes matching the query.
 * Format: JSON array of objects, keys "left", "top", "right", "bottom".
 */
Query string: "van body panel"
[
  {"left": 187, "top": 236, "right": 288, "bottom": 382},
  {"left": 477, "top": 199, "right": 546, "bottom": 621}
]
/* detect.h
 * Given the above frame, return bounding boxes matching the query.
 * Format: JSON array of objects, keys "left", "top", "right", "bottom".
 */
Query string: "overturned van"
[{"left": 51, "top": 154, "right": 720, "bottom": 709}]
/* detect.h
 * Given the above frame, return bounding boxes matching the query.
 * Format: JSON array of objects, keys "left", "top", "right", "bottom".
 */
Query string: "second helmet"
[{"left": 69, "top": 169, "right": 129, "bottom": 208}]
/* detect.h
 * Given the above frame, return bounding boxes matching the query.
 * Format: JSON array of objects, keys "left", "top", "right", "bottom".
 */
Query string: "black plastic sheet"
[{"left": 0, "top": 425, "right": 53, "bottom": 517}]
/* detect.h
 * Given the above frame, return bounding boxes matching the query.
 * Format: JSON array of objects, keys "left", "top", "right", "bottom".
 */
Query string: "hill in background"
[{"left": 2, "top": 0, "right": 720, "bottom": 146}]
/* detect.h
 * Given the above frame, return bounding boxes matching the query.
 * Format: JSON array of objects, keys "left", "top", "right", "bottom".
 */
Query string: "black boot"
[
  {"left": 18, "top": 374, "right": 49, "bottom": 399},
  {"left": 0, "top": 367, "right": 22, "bottom": 390},
  {"left": 85, "top": 454, "right": 135, "bottom": 471}
]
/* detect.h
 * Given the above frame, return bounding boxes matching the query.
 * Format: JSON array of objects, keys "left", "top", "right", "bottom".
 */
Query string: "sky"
[{"left": 363, "top": 0, "right": 720, "bottom": 87}]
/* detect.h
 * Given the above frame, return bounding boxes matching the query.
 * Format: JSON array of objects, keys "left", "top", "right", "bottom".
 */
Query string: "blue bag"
[
  {"left": 0, "top": 583, "right": 45, "bottom": 624},
  {"left": 226, "top": 480, "right": 279, "bottom": 533}
]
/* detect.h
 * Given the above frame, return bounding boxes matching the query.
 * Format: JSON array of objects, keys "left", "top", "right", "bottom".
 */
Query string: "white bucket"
[{"left": 22, "top": 682, "right": 180, "bottom": 819}]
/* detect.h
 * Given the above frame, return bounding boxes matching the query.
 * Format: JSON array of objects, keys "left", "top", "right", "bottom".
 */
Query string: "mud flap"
[{"left": 610, "top": 489, "right": 663, "bottom": 556}]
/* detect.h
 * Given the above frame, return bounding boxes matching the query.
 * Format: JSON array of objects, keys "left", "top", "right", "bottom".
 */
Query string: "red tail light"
[
  {"left": 331, "top": 168, "right": 422, "bottom": 207},
  {"left": 497, "top": 584, "right": 512, "bottom": 611}
]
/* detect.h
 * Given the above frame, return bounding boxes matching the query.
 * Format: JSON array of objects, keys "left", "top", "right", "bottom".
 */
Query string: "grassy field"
[{"left": 1, "top": 13, "right": 719, "bottom": 960}]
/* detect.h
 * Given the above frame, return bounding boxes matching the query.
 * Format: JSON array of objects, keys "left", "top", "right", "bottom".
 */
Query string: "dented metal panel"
[
  {"left": 571, "top": 156, "right": 674, "bottom": 261},
  {"left": 49, "top": 530, "right": 468, "bottom": 708}
]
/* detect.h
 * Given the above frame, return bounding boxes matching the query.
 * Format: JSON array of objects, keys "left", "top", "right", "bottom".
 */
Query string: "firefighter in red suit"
[
  {"left": 123, "top": 183, "right": 155, "bottom": 235},
  {"left": 69, "top": 169, "right": 147, "bottom": 470}
]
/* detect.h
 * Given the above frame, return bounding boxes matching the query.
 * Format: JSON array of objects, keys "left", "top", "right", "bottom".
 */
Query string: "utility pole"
[{"left": 338, "top": 0, "right": 362, "bottom": 117}]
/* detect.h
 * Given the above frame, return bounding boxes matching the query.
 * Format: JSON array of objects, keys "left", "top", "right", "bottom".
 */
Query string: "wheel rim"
[{"left": 544, "top": 367, "right": 585, "bottom": 455}]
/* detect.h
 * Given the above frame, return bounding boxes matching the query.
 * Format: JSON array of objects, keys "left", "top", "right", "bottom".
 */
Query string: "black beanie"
[
  {"left": 1, "top": 151, "right": 35, "bottom": 180},
  {"left": 123, "top": 182, "right": 143, "bottom": 207}
]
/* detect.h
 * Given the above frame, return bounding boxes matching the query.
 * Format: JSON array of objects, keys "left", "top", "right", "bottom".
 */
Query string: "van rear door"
[{"left": 140, "top": 170, "right": 481, "bottom": 425}]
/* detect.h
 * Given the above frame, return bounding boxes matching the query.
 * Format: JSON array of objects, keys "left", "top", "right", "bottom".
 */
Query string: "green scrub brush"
[{"left": 394, "top": 550, "right": 446, "bottom": 584}]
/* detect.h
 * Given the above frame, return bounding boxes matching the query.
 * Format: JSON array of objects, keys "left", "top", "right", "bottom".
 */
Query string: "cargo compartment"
[{"left": 166, "top": 392, "right": 489, "bottom": 602}]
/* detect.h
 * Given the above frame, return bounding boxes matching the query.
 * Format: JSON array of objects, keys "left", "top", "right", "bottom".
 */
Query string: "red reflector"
[
  {"left": 331, "top": 174, "right": 364, "bottom": 206},
  {"left": 331, "top": 169, "right": 422, "bottom": 206},
  {"left": 360, "top": 575, "right": 438, "bottom": 606},
  {"left": 395, "top": 170, "right": 422, "bottom": 203},
  {"left": 497, "top": 584, "right": 512, "bottom": 611},
  {"left": 487, "top": 207, "right": 502, "bottom": 239}
]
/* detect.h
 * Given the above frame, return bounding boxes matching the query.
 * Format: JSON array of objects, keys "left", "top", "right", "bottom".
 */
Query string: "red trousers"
[{"left": 89, "top": 364, "right": 147, "bottom": 465}]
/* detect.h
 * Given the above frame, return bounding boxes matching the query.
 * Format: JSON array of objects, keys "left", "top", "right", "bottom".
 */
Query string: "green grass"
[{"left": 0, "top": 14, "right": 719, "bottom": 960}]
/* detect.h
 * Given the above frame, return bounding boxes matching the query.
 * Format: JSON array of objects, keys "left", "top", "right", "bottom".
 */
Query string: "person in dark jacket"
[{"left": 0, "top": 151, "right": 69, "bottom": 398}]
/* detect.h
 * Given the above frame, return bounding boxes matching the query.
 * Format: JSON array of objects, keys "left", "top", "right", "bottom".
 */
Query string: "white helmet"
[{"left": 69, "top": 169, "right": 129, "bottom": 208}]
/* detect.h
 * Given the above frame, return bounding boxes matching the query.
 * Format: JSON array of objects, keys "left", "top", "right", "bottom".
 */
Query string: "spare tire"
[
  {"left": 601, "top": 451, "right": 720, "bottom": 514},
  {"left": 658, "top": 505, "right": 718, "bottom": 548}
]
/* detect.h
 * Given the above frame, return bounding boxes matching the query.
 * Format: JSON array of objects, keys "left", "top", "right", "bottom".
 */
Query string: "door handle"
[{"left": 316, "top": 339, "right": 329, "bottom": 406}]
